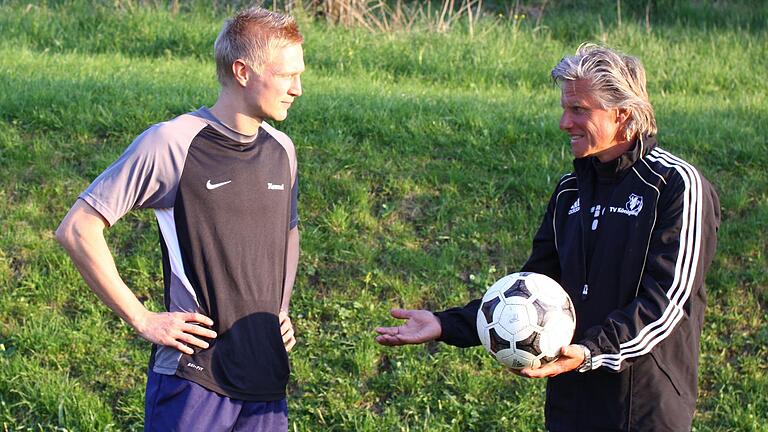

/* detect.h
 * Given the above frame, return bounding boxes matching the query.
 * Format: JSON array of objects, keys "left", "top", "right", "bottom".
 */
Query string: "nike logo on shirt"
[{"left": 206, "top": 179, "right": 232, "bottom": 190}]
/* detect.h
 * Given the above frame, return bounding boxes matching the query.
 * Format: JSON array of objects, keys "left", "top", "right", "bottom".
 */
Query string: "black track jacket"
[{"left": 436, "top": 137, "right": 720, "bottom": 431}]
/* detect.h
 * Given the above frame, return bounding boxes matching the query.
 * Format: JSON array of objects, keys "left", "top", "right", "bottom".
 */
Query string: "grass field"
[{"left": 0, "top": 0, "right": 766, "bottom": 430}]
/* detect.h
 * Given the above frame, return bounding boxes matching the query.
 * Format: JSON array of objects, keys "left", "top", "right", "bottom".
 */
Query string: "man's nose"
[
  {"left": 559, "top": 112, "right": 571, "bottom": 130},
  {"left": 289, "top": 76, "right": 302, "bottom": 97}
]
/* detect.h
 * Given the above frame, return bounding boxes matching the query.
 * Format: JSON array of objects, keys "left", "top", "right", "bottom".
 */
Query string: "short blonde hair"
[
  {"left": 214, "top": 7, "right": 303, "bottom": 85},
  {"left": 552, "top": 43, "right": 657, "bottom": 139}
]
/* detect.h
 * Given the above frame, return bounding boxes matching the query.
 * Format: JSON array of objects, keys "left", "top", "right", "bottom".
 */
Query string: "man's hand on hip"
[
  {"left": 279, "top": 310, "right": 296, "bottom": 352},
  {"left": 133, "top": 311, "right": 216, "bottom": 355}
]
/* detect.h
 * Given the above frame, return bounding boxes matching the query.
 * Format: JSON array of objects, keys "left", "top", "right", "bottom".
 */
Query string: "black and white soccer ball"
[{"left": 476, "top": 272, "right": 576, "bottom": 369}]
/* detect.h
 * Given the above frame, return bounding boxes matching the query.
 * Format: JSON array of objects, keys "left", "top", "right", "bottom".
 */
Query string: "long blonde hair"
[{"left": 552, "top": 43, "right": 657, "bottom": 140}]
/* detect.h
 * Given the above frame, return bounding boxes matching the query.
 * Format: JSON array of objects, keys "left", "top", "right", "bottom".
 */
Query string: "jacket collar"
[{"left": 573, "top": 135, "right": 657, "bottom": 180}]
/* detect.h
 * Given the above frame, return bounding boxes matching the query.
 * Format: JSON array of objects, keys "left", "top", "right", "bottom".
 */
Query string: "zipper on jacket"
[{"left": 581, "top": 283, "right": 589, "bottom": 301}]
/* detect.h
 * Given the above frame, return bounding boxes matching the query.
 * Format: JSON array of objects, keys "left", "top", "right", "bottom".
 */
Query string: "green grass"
[{"left": 1, "top": 1, "right": 766, "bottom": 430}]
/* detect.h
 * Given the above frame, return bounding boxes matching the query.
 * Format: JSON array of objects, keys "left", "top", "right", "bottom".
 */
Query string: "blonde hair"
[
  {"left": 214, "top": 7, "right": 303, "bottom": 85},
  {"left": 552, "top": 43, "right": 657, "bottom": 139}
]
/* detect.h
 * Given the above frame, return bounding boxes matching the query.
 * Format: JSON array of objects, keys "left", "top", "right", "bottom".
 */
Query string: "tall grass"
[{"left": 1, "top": 1, "right": 766, "bottom": 430}]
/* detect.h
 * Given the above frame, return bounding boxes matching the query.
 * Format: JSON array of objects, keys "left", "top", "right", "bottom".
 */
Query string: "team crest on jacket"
[{"left": 609, "top": 193, "right": 644, "bottom": 217}]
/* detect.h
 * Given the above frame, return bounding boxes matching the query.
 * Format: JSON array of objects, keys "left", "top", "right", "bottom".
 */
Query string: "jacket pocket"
[{"left": 649, "top": 351, "right": 683, "bottom": 397}]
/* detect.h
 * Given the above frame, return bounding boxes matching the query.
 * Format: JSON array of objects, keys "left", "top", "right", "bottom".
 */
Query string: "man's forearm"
[
  {"left": 56, "top": 200, "right": 149, "bottom": 329},
  {"left": 281, "top": 227, "right": 300, "bottom": 312}
]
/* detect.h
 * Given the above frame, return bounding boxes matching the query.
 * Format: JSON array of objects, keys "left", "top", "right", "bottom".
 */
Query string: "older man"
[
  {"left": 56, "top": 7, "right": 304, "bottom": 431},
  {"left": 376, "top": 44, "right": 720, "bottom": 431}
]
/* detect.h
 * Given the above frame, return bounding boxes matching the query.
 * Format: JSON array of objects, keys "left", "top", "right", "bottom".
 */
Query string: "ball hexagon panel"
[
  {"left": 497, "top": 302, "right": 538, "bottom": 337},
  {"left": 498, "top": 350, "right": 536, "bottom": 369}
]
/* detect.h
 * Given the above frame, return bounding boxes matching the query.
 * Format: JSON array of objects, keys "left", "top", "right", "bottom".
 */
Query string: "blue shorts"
[{"left": 145, "top": 370, "right": 288, "bottom": 432}]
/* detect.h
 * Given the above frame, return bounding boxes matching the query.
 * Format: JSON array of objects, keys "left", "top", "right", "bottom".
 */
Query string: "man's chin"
[
  {"left": 571, "top": 147, "right": 585, "bottom": 159},
  {"left": 272, "top": 107, "right": 292, "bottom": 120},
  {"left": 252, "top": 109, "right": 288, "bottom": 123}
]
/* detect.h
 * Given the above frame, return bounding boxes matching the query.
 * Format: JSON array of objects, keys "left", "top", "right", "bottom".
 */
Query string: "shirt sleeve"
[
  {"left": 79, "top": 117, "right": 202, "bottom": 226},
  {"left": 434, "top": 299, "right": 482, "bottom": 347}
]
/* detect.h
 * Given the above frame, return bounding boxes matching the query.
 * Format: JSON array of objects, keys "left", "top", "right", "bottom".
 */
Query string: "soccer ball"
[{"left": 476, "top": 272, "right": 576, "bottom": 369}]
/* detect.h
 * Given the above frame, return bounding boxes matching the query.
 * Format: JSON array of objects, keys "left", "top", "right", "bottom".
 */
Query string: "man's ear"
[
  {"left": 616, "top": 107, "right": 631, "bottom": 125},
  {"left": 617, "top": 108, "right": 635, "bottom": 141},
  {"left": 232, "top": 59, "right": 250, "bottom": 87}
]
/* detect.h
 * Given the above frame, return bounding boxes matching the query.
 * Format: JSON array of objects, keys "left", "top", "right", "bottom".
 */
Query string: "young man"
[
  {"left": 376, "top": 44, "right": 721, "bottom": 431},
  {"left": 56, "top": 7, "right": 304, "bottom": 431}
]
